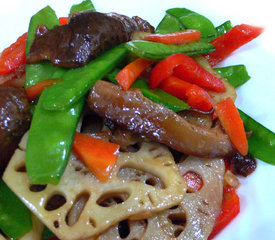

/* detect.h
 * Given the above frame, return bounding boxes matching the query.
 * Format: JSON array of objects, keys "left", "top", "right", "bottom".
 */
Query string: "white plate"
[{"left": 1, "top": 0, "right": 275, "bottom": 239}]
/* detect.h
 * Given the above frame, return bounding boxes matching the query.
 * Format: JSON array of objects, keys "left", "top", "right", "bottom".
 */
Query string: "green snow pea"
[
  {"left": 132, "top": 79, "right": 189, "bottom": 112},
  {"left": 215, "top": 20, "right": 233, "bottom": 37},
  {"left": 207, "top": 20, "right": 233, "bottom": 41},
  {"left": 166, "top": 8, "right": 216, "bottom": 38},
  {"left": 239, "top": 109, "right": 275, "bottom": 165},
  {"left": 125, "top": 40, "right": 215, "bottom": 61},
  {"left": 42, "top": 45, "right": 128, "bottom": 111},
  {"left": 26, "top": 90, "right": 84, "bottom": 185},
  {"left": 215, "top": 65, "right": 250, "bottom": 88},
  {"left": 70, "top": 0, "right": 95, "bottom": 13},
  {"left": 42, "top": 227, "right": 56, "bottom": 239},
  {"left": 25, "top": 6, "right": 62, "bottom": 88},
  {"left": 156, "top": 14, "right": 183, "bottom": 34},
  {"left": 0, "top": 180, "right": 32, "bottom": 238}
]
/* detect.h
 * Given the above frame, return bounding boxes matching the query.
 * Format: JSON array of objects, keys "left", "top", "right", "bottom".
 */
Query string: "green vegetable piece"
[
  {"left": 0, "top": 180, "right": 32, "bottom": 238},
  {"left": 106, "top": 69, "right": 189, "bottom": 112},
  {"left": 206, "top": 20, "right": 233, "bottom": 41},
  {"left": 42, "top": 45, "right": 128, "bottom": 111},
  {"left": 70, "top": 0, "right": 96, "bottom": 13},
  {"left": 26, "top": 90, "right": 84, "bottom": 184},
  {"left": 216, "top": 20, "right": 233, "bottom": 37},
  {"left": 42, "top": 227, "right": 56, "bottom": 240},
  {"left": 25, "top": 6, "right": 62, "bottom": 88},
  {"left": 215, "top": 65, "right": 250, "bottom": 88},
  {"left": 126, "top": 40, "right": 215, "bottom": 61},
  {"left": 156, "top": 14, "right": 183, "bottom": 34},
  {"left": 26, "top": 62, "right": 66, "bottom": 88},
  {"left": 239, "top": 109, "right": 275, "bottom": 165},
  {"left": 166, "top": 8, "right": 216, "bottom": 38},
  {"left": 106, "top": 68, "right": 119, "bottom": 85},
  {"left": 132, "top": 79, "right": 189, "bottom": 112},
  {"left": 26, "top": 6, "right": 59, "bottom": 55}
]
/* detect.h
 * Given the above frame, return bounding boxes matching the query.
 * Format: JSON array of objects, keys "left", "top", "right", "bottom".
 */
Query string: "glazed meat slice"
[
  {"left": 27, "top": 11, "right": 154, "bottom": 68},
  {"left": 0, "top": 87, "right": 31, "bottom": 174},
  {"left": 88, "top": 81, "right": 233, "bottom": 158}
]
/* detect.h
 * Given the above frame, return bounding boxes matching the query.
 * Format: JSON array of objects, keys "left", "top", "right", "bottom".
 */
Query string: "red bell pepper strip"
[
  {"left": 160, "top": 75, "right": 191, "bottom": 100},
  {"left": 145, "top": 29, "right": 201, "bottom": 45},
  {"left": 115, "top": 58, "right": 153, "bottom": 90},
  {"left": 208, "top": 185, "right": 240, "bottom": 239},
  {"left": 0, "top": 32, "right": 27, "bottom": 75},
  {"left": 204, "top": 24, "right": 263, "bottom": 67},
  {"left": 149, "top": 53, "right": 225, "bottom": 92},
  {"left": 214, "top": 97, "right": 248, "bottom": 155},
  {"left": 172, "top": 58, "right": 225, "bottom": 92},
  {"left": 59, "top": 17, "right": 69, "bottom": 25},
  {"left": 149, "top": 54, "right": 184, "bottom": 89},
  {"left": 186, "top": 84, "right": 213, "bottom": 111},
  {"left": 160, "top": 75, "right": 213, "bottom": 111},
  {"left": 25, "top": 79, "right": 62, "bottom": 100},
  {"left": 72, "top": 132, "right": 120, "bottom": 182}
]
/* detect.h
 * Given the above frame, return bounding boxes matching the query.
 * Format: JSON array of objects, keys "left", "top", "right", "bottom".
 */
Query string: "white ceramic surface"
[{"left": 1, "top": 0, "right": 275, "bottom": 239}]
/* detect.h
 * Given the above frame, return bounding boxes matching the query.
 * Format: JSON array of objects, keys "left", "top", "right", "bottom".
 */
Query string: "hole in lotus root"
[
  {"left": 120, "top": 143, "right": 141, "bottom": 153},
  {"left": 29, "top": 184, "right": 47, "bottom": 192},
  {"left": 54, "top": 220, "right": 59, "bottom": 228},
  {"left": 118, "top": 220, "right": 130, "bottom": 238},
  {"left": 16, "top": 165, "right": 26, "bottom": 172},
  {"left": 117, "top": 167, "right": 164, "bottom": 189},
  {"left": 97, "top": 192, "right": 129, "bottom": 207},
  {"left": 145, "top": 177, "right": 157, "bottom": 186},
  {"left": 174, "top": 228, "right": 183, "bottom": 237},
  {"left": 75, "top": 166, "right": 83, "bottom": 172},
  {"left": 169, "top": 148, "right": 188, "bottom": 164},
  {"left": 45, "top": 193, "right": 66, "bottom": 211},
  {"left": 66, "top": 192, "right": 90, "bottom": 226},
  {"left": 170, "top": 205, "right": 179, "bottom": 210},
  {"left": 168, "top": 213, "right": 187, "bottom": 228},
  {"left": 89, "top": 218, "right": 96, "bottom": 227},
  {"left": 183, "top": 171, "right": 203, "bottom": 193}
]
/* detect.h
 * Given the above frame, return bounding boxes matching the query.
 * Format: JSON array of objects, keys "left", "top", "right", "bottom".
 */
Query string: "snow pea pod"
[
  {"left": 26, "top": 90, "right": 84, "bottom": 184},
  {"left": 26, "top": 6, "right": 59, "bottom": 55},
  {"left": 106, "top": 68, "right": 189, "bottom": 112},
  {"left": 238, "top": 109, "right": 275, "bottom": 165},
  {"left": 26, "top": 0, "right": 96, "bottom": 88},
  {"left": 166, "top": 8, "right": 216, "bottom": 38},
  {"left": 207, "top": 20, "right": 233, "bottom": 41},
  {"left": 25, "top": 6, "right": 61, "bottom": 88},
  {"left": 25, "top": 1, "right": 97, "bottom": 185},
  {"left": 42, "top": 44, "right": 128, "bottom": 111},
  {"left": 215, "top": 20, "right": 233, "bottom": 37},
  {"left": 132, "top": 79, "right": 190, "bottom": 112},
  {"left": 126, "top": 40, "right": 215, "bottom": 61},
  {"left": 156, "top": 14, "right": 183, "bottom": 34},
  {"left": 42, "top": 227, "right": 55, "bottom": 239},
  {"left": 70, "top": 0, "right": 95, "bottom": 13},
  {"left": 215, "top": 65, "right": 250, "bottom": 88},
  {"left": 0, "top": 179, "right": 32, "bottom": 238}
]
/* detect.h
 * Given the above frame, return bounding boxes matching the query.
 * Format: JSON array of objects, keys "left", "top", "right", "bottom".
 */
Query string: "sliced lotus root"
[
  {"left": 97, "top": 156, "right": 224, "bottom": 240},
  {"left": 3, "top": 133, "right": 186, "bottom": 240}
]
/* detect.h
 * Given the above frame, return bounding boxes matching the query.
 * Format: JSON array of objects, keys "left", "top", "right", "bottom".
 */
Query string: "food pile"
[{"left": 0, "top": 1, "right": 274, "bottom": 240}]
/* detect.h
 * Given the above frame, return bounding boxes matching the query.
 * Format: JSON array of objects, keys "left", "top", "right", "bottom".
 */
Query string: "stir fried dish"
[{"left": 0, "top": 1, "right": 274, "bottom": 239}]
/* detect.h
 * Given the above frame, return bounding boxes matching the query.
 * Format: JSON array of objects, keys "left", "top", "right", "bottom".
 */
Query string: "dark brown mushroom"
[
  {"left": 27, "top": 11, "right": 154, "bottom": 68},
  {"left": 88, "top": 80, "right": 233, "bottom": 158}
]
